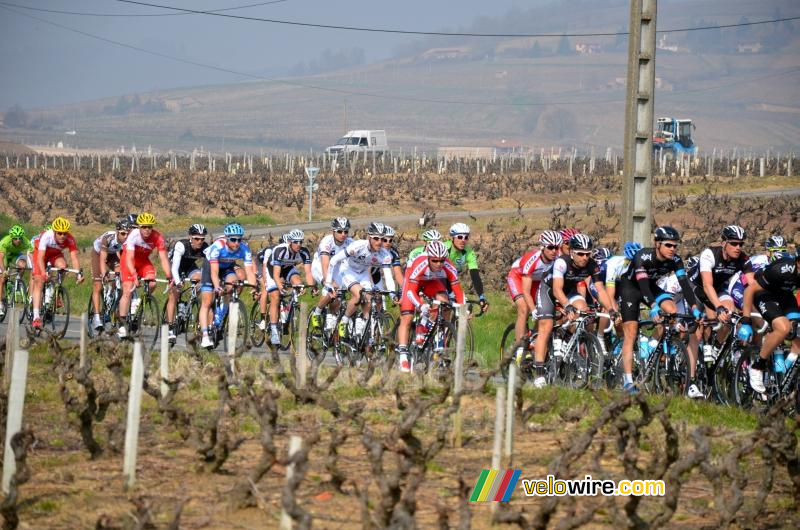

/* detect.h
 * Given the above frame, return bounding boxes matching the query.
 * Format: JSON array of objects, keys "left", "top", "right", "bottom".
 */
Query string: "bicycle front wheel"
[
  {"left": 46, "top": 285, "right": 70, "bottom": 338},
  {"left": 185, "top": 299, "right": 203, "bottom": 355},
  {"left": 134, "top": 296, "right": 161, "bottom": 352},
  {"left": 652, "top": 339, "right": 690, "bottom": 396},
  {"left": 10, "top": 277, "right": 29, "bottom": 325},
  {"left": 223, "top": 300, "right": 249, "bottom": 355},
  {"left": 249, "top": 302, "right": 265, "bottom": 348},
  {"left": 562, "top": 333, "right": 604, "bottom": 390}
]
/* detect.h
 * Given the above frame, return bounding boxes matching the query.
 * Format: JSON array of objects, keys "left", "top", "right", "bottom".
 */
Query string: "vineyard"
[{"left": 0, "top": 152, "right": 799, "bottom": 528}]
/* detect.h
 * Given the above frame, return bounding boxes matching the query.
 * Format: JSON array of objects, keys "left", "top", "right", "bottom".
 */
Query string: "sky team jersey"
[
  {"left": 326, "top": 240, "right": 391, "bottom": 282},
  {"left": 36, "top": 229, "right": 78, "bottom": 253},
  {"left": 690, "top": 246, "right": 749, "bottom": 292},
  {"left": 509, "top": 250, "right": 551, "bottom": 281},
  {"left": 755, "top": 257, "right": 800, "bottom": 293},
  {"left": 743, "top": 254, "right": 769, "bottom": 274},
  {"left": 203, "top": 237, "right": 253, "bottom": 269},
  {"left": 604, "top": 255, "right": 630, "bottom": 286},
  {"left": 444, "top": 240, "right": 479, "bottom": 272},
  {"left": 0, "top": 234, "right": 32, "bottom": 266},
  {"left": 123, "top": 228, "right": 166, "bottom": 259},
  {"left": 93, "top": 231, "right": 123, "bottom": 255},
  {"left": 544, "top": 256, "right": 602, "bottom": 293}
]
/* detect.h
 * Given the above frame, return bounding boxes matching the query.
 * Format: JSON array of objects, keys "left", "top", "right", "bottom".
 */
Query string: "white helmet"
[
  {"left": 425, "top": 241, "right": 449, "bottom": 258},
  {"left": 331, "top": 217, "right": 350, "bottom": 231},
  {"left": 422, "top": 229, "right": 442, "bottom": 242},
  {"left": 367, "top": 222, "right": 384, "bottom": 236},
  {"left": 382, "top": 225, "right": 396, "bottom": 237},
  {"left": 449, "top": 223, "right": 470, "bottom": 236},
  {"left": 286, "top": 229, "right": 305, "bottom": 242},
  {"left": 538, "top": 230, "right": 563, "bottom": 247}
]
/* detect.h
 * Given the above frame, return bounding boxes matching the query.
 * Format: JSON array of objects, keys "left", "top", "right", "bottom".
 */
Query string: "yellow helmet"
[
  {"left": 51, "top": 217, "right": 71, "bottom": 232},
  {"left": 136, "top": 212, "right": 156, "bottom": 226}
]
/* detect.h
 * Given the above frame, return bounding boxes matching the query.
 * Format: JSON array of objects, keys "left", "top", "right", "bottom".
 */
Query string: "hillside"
[{"left": 3, "top": 0, "right": 799, "bottom": 152}]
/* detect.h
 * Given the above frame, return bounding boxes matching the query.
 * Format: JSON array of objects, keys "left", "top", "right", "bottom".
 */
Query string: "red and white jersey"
[
  {"left": 36, "top": 229, "right": 78, "bottom": 253},
  {"left": 405, "top": 253, "right": 459, "bottom": 283},
  {"left": 509, "top": 249, "right": 550, "bottom": 281},
  {"left": 123, "top": 228, "right": 167, "bottom": 259}
]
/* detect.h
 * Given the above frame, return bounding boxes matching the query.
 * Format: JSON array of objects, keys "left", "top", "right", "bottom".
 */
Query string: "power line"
[
  {"left": 0, "top": 0, "right": 288, "bottom": 17},
  {"left": 1, "top": 3, "right": 797, "bottom": 108},
  {"left": 116, "top": 0, "right": 800, "bottom": 37}
]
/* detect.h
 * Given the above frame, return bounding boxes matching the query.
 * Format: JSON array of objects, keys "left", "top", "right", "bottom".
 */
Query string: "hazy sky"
[{"left": 0, "top": 0, "right": 535, "bottom": 109}]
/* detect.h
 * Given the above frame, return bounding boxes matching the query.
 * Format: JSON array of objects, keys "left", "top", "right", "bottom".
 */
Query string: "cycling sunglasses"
[
  {"left": 454, "top": 234, "right": 469, "bottom": 241},
  {"left": 573, "top": 251, "right": 591, "bottom": 257},
  {"left": 726, "top": 241, "right": 744, "bottom": 247},
  {"left": 228, "top": 237, "right": 242, "bottom": 243},
  {"left": 544, "top": 245, "right": 559, "bottom": 250},
  {"left": 190, "top": 236, "right": 205, "bottom": 241},
  {"left": 55, "top": 231, "right": 68, "bottom": 236},
  {"left": 381, "top": 238, "right": 393, "bottom": 243},
  {"left": 429, "top": 258, "right": 445, "bottom": 264},
  {"left": 334, "top": 229, "right": 349, "bottom": 234},
  {"left": 661, "top": 242, "right": 679, "bottom": 249}
]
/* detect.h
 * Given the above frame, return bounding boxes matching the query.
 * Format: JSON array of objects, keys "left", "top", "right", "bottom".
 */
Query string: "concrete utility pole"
[
  {"left": 305, "top": 167, "right": 319, "bottom": 222},
  {"left": 621, "top": 0, "right": 658, "bottom": 244}
]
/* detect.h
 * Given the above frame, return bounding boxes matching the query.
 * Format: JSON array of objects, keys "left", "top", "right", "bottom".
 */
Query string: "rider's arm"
[
  {"left": 552, "top": 276, "right": 571, "bottom": 307},
  {"left": 592, "top": 279, "right": 615, "bottom": 311},
  {"left": 320, "top": 254, "right": 331, "bottom": 282},
  {"left": 325, "top": 249, "right": 348, "bottom": 285},
  {"left": 245, "top": 263, "right": 257, "bottom": 286},
  {"left": 521, "top": 275, "right": 536, "bottom": 312},
  {"left": 158, "top": 250, "right": 172, "bottom": 281},
  {"left": 303, "top": 263, "right": 314, "bottom": 287},
  {"left": 675, "top": 265, "right": 699, "bottom": 309},
  {"left": 741, "top": 281, "right": 763, "bottom": 319},
  {"left": 99, "top": 248, "right": 109, "bottom": 277},
  {"left": 210, "top": 261, "right": 221, "bottom": 290},
  {"left": 698, "top": 249, "right": 720, "bottom": 308},
  {"left": 170, "top": 241, "right": 185, "bottom": 281}
]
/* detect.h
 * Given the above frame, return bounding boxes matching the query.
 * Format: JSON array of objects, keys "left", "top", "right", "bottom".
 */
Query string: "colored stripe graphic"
[
  {"left": 469, "top": 470, "right": 490, "bottom": 501},
  {"left": 470, "top": 470, "right": 522, "bottom": 501},
  {"left": 477, "top": 470, "right": 498, "bottom": 501}
]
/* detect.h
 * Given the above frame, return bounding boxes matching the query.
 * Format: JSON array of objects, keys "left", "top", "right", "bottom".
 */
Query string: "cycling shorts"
[
  {"left": 401, "top": 279, "right": 447, "bottom": 314},
  {"left": 535, "top": 283, "right": 584, "bottom": 320},
  {"left": 91, "top": 250, "right": 120, "bottom": 280},
  {"left": 32, "top": 247, "right": 66, "bottom": 280},
  {"left": 121, "top": 253, "right": 155, "bottom": 283},
  {"left": 618, "top": 280, "right": 672, "bottom": 322},
  {"left": 330, "top": 267, "right": 373, "bottom": 293},
  {"left": 754, "top": 291, "right": 800, "bottom": 324},
  {"left": 200, "top": 260, "right": 239, "bottom": 293},
  {"left": 692, "top": 283, "right": 733, "bottom": 311},
  {"left": 265, "top": 266, "right": 300, "bottom": 293},
  {"left": 506, "top": 271, "right": 539, "bottom": 302}
]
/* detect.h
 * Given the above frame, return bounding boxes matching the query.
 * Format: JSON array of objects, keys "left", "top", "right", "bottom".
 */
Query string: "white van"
[{"left": 326, "top": 130, "right": 387, "bottom": 155}]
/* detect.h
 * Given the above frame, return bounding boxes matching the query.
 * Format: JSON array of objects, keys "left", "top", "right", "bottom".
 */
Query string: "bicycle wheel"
[
  {"left": 185, "top": 299, "right": 202, "bottom": 355},
  {"left": 732, "top": 347, "right": 757, "bottom": 409},
  {"left": 563, "top": 333, "right": 604, "bottom": 390},
  {"left": 278, "top": 302, "right": 295, "bottom": 351},
  {"left": 10, "top": 277, "right": 28, "bottom": 325},
  {"left": 135, "top": 296, "right": 161, "bottom": 351},
  {"left": 46, "top": 285, "right": 70, "bottom": 338},
  {"left": 375, "top": 311, "right": 395, "bottom": 359},
  {"left": 711, "top": 346, "right": 735, "bottom": 406},
  {"left": 429, "top": 321, "right": 459, "bottom": 377},
  {"left": 652, "top": 339, "right": 690, "bottom": 395},
  {"left": 498, "top": 323, "right": 517, "bottom": 380},
  {"left": 222, "top": 300, "right": 249, "bottom": 355},
  {"left": 306, "top": 309, "right": 327, "bottom": 362},
  {"left": 249, "top": 302, "right": 265, "bottom": 348}
]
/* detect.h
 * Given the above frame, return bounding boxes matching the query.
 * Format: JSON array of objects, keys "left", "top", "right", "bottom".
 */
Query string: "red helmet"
[{"left": 560, "top": 228, "right": 580, "bottom": 242}]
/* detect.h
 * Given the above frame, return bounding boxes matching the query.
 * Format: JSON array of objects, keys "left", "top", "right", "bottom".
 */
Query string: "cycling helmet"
[
  {"left": 425, "top": 241, "right": 449, "bottom": 258},
  {"left": 366, "top": 222, "right": 384, "bottom": 236},
  {"left": 382, "top": 225, "right": 396, "bottom": 238},
  {"left": 223, "top": 222, "right": 245, "bottom": 237},
  {"left": 281, "top": 233, "right": 290, "bottom": 244},
  {"left": 771, "top": 250, "right": 793, "bottom": 262},
  {"left": 560, "top": 227, "right": 579, "bottom": 242},
  {"left": 765, "top": 235, "right": 787, "bottom": 250},
  {"left": 8, "top": 225, "right": 25, "bottom": 238},
  {"left": 685, "top": 255, "right": 700, "bottom": 269},
  {"left": 51, "top": 217, "right": 71, "bottom": 232},
  {"left": 189, "top": 223, "right": 207, "bottom": 236},
  {"left": 286, "top": 229, "right": 305, "bottom": 242},
  {"left": 331, "top": 217, "right": 350, "bottom": 231},
  {"left": 115, "top": 219, "right": 133, "bottom": 231},
  {"left": 721, "top": 225, "right": 746, "bottom": 241},
  {"left": 126, "top": 213, "right": 139, "bottom": 226},
  {"left": 449, "top": 223, "right": 470, "bottom": 236},
  {"left": 136, "top": 212, "right": 156, "bottom": 226},
  {"left": 654, "top": 225, "right": 681, "bottom": 242},
  {"left": 569, "top": 233, "right": 593, "bottom": 251},
  {"left": 623, "top": 241, "right": 642, "bottom": 260},
  {"left": 591, "top": 247, "right": 611, "bottom": 262},
  {"left": 422, "top": 229, "right": 442, "bottom": 242},
  {"left": 538, "top": 230, "right": 563, "bottom": 247}
]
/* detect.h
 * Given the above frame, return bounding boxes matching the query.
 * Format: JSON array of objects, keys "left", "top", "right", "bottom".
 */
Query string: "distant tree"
[
  {"left": 3, "top": 104, "right": 28, "bottom": 128},
  {"left": 179, "top": 129, "right": 195, "bottom": 141},
  {"left": 557, "top": 35, "right": 573, "bottom": 55}
]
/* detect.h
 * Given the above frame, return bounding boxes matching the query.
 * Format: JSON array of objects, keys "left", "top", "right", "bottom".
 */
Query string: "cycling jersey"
[
  {"left": 617, "top": 248, "right": 697, "bottom": 322},
  {"left": 401, "top": 254, "right": 464, "bottom": 313},
  {"left": 326, "top": 240, "right": 391, "bottom": 281},
  {"left": 690, "top": 247, "right": 749, "bottom": 308},
  {"left": 93, "top": 231, "right": 123, "bottom": 255},
  {"left": 312, "top": 234, "right": 352, "bottom": 284},
  {"left": 444, "top": 240, "right": 479, "bottom": 273},
  {"left": 270, "top": 242, "right": 312, "bottom": 279},
  {"left": 728, "top": 255, "right": 769, "bottom": 309},
  {"left": 544, "top": 256, "right": 603, "bottom": 292},
  {"left": 0, "top": 234, "right": 32, "bottom": 268},
  {"left": 169, "top": 239, "right": 208, "bottom": 279},
  {"left": 124, "top": 228, "right": 167, "bottom": 260},
  {"left": 406, "top": 245, "right": 426, "bottom": 266},
  {"left": 371, "top": 246, "right": 401, "bottom": 286},
  {"left": 33, "top": 229, "right": 78, "bottom": 279},
  {"left": 603, "top": 255, "right": 631, "bottom": 287},
  {"left": 751, "top": 257, "right": 800, "bottom": 322},
  {"left": 506, "top": 249, "right": 553, "bottom": 301},
  {"left": 203, "top": 237, "right": 253, "bottom": 270}
]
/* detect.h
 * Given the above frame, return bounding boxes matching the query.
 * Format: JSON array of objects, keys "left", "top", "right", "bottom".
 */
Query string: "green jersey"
[
  {"left": 0, "top": 234, "right": 32, "bottom": 267},
  {"left": 444, "top": 240, "right": 479, "bottom": 273},
  {"left": 407, "top": 245, "right": 426, "bottom": 265}
]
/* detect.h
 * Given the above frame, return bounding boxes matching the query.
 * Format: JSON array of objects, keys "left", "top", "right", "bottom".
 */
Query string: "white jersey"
[
  {"left": 657, "top": 273, "right": 682, "bottom": 295},
  {"left": 311, "top": 234, "right": 352, "bottom": 283},
  {"left": 604, "top": 255, "right": 631, "bottom": 286},
  {"left": 326, "top": 239, "right": 391, "bottom": 283}
]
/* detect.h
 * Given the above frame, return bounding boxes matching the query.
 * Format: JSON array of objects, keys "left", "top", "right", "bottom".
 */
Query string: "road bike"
[
  {"left": 0, "top": 266, "right": 29, "bottom": 325},
  {"left": 187, "top": 280, "right": 254, "bottom": 355},
  {"left": 86, "top": 272, "right": 122, "bottom": 338},
  {"left": 27, "top": 266, "right": 81, "bottom": 338}
]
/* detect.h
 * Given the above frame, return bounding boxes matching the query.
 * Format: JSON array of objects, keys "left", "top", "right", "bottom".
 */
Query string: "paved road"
[{"left": 241, "top": 186, "right": 800, "bottom": 237}]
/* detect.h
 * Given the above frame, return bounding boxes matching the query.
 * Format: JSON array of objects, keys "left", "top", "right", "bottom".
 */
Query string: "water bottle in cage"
[
  {"left": 280, "top": 304, "right": 291, "bottom": 324},
  {"left": 354, "top": 316, "right": 366, "bottom": 337},
  {"left": 214, "top": 302, "right": 228, "bottom": 327},
  {"left": 178, "top": 301, "right": 188, "bottom": 320},
  {"left": 44, "top": 285, "right": 53, "bottom": 305},
  {"left": 130, "top": 291, "right": 141, "bottom": 315}
]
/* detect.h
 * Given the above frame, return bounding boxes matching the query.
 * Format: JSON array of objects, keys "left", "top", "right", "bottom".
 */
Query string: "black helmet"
[
  {"left": 189, "top": 223, "right": 208, "bottom": 236},
  {"left": 126, "top": 213, "right": 139, "bottom": 226},
  {"left": 116, "top": 219, "right": 133, "bottom": 231},
  {"left": 366, "top": 222, "right": 384, "bottom": 236},
  {"left": 331, "top": 217, "right": 350, "bottom": 231},
  {"left": 765, "top": 235, "right": 786, "bottom": 250},
  {"left": 721, "top": 225, "right": 746, "bottom": 241},
  {"left": 654, "top": 226, "right": 681, "bottom": 242},
  {"left": 569, "top": 233, "right": 593, "bottom": 251}
]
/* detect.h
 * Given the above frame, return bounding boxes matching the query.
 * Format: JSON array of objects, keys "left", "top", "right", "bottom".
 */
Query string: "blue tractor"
[{"left": 652, "top": 117, "right": 697, "bottom": 158}]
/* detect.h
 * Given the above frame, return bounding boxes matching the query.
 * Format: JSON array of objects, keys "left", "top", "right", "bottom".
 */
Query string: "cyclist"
[
  {"left": 406, "top": 229, "right": 442, "bottom": 266},
  {"left": 560, "top": 228, "right": 580, "bottom": 256},
  {"left": 165, "top": 224, "right": 209, "bottom": 343},
  {"left": 531, "top": 234, "right": 617, "bottom": 388},
  {"left": 728, "top": 235, "right": 789, "bottom": 312},
  {"left": 604, "top": 242, "right": 642, "bottom": 348},
  {"left": 397, "top": 241, "right": 465, "bottom": 373},
  {"left": 506, "top": 230, "right": 563, "bottom": 363},
  {"left": 30, "top": 217, "right": 85, "bottom": 330},
  {"left": 616, "top": 226, "right": 702, "bottom": 395},
  {"left": 370, "top": 224, "right": 403, "bottom": 298},
  {"left": 199, "top": 222, "right": 257, "bottom": 349},
  {"left": 0, "top": 225, "right": 32, "bottom": 318},
  {"left": 89, "top": 219, "right": 130, "bottom": 330},
  {"left": 255, "top": 233, "right": 288, "bottom": 333},
  {"left": 266, "top": 229, "right": 314, "bottom": 346},
  {"left": 325, "top": 222, "right": 392, "bottom": 346},
  {"left": 118, "top": 213, "right": 171, "bottom": 339},
  {"left": 740, "top": 253, "right": 800, "bottom": 394},
  {"left": 445, "top": 223, "right": 489, "bottom": 314},
  {"left": 310, "top": 218, "right": 353, "bottom": 332},
  {"left": 688, "top": 225, "right": 749, "bottom": 368}
]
